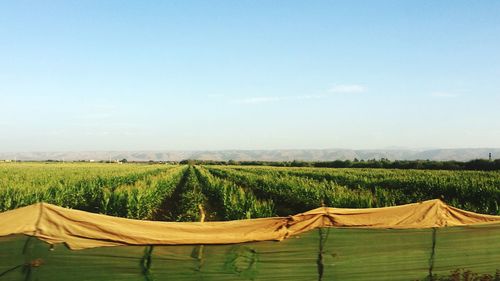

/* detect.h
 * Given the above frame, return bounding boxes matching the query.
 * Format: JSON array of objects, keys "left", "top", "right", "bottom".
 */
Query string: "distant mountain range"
[{"left": 1, "top": 148, "right": 499, "bottom": 162}]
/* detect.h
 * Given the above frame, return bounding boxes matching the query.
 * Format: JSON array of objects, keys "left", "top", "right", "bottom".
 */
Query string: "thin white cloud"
[
  {"left": 237, "top": 96, "right": 283, "bottom": 104},
  {"left": 329, "top": 84, "right": 366, "bottom": 94},
  {"left": 76, "top": 103, "right": 119, "bottom": 120},
  {"left": 80, "top": 112, "right": 114, "bottom": 120},
  {"left": 431, "top": 91, "right": 458, "bottom": 98},
  {"left": 234, "top": 83, "right": 367, "bottom": 105},
  {"left": 296, "top": 94, "right": 326, "bottom": 100},
  {"left": 235, "top": 95, "right": 326, "bottom": 104},
  {"left": 83, "top": 131, "right": 112, "bottom": 136}
]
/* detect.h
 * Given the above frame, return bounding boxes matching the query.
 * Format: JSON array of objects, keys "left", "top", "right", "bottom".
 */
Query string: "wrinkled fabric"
[{"left": 0, "top": 199, "right": 499, "bottom": 250}]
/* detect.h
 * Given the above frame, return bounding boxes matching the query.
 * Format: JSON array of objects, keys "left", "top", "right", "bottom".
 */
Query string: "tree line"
[{"left": 179, "top": 158, "right": 500, "bottom": 171}]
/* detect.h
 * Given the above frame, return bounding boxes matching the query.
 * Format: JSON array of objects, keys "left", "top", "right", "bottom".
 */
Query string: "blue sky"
[{"left": 1, "top": 1, "right": 499, "bottom": 151}]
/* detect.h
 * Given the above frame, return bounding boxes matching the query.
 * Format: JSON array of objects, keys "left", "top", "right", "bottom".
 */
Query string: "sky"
[{"left": 1, "top": 1, "right": 499, "bottom": 152}]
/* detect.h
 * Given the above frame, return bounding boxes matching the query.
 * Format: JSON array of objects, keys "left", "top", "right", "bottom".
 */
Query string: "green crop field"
[{"left": 1, "top": 162, "right": 499, "bottom": 221}]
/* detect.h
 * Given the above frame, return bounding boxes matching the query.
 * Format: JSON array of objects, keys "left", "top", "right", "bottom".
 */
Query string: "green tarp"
[{"left": 1, "top": 224, "right": 499, "bottom": 281}]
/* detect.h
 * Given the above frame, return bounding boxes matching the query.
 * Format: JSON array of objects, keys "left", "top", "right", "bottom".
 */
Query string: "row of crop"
[
  {"left": 194, "top": 166, "right": 274, "bottom": 220},
  {"left": 223, "top": 166, "right": 500, "bottom": 215},
  {"left": 102, "top": 165, "right": 186, "bottom": 219},
  {"left": 205, "top": 166, "right": 381, "bottom": 215},
  {"left": 0, "top": 164, "right": 185, "bottom": 219},
  {"left": 159, "top": 166, "right": 207, "bottom": 222},
  {"left": 0, "top": 162, "right": 163, "bottom": 191}
]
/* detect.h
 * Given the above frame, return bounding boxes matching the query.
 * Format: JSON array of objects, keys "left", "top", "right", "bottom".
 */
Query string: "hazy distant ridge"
[{"left": 1, "top": 149, "right": 498, "bottom": 162}]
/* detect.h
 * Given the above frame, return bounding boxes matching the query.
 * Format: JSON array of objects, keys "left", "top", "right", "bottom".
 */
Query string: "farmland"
[{"left": 0, "top": 162, "right": 499, "bottom": 221}]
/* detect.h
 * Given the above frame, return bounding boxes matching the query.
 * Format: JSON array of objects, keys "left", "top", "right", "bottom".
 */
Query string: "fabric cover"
[
  {"left": 1, "top": 199, "right": 499, "bottom": 250},
  {"left": 1, "top": 225, "right": 499, "bottom": 281}
]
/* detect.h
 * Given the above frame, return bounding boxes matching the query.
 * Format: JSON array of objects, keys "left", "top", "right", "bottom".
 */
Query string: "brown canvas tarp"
[{"left": 1, "top": 199, "right": 499, "bottom": 250}]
